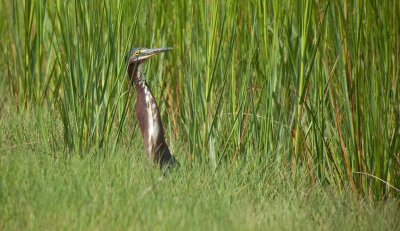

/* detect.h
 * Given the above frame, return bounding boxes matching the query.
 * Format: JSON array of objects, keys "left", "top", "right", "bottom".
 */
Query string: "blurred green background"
[{"left": 1, "top": 0, "right": 399, "bottom": 198}]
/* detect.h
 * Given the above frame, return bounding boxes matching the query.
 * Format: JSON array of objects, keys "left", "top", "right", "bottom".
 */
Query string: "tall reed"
[{"left": 2, "top": 0, "right": 399, "bottom": 197}]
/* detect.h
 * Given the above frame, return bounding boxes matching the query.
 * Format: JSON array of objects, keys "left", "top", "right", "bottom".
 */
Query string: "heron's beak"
[
  {"left": 128, "top": 47, "right": 173, "bottom": 63},
  {"left": 137, "top": 48, "right": 172, "bottom": 61}
]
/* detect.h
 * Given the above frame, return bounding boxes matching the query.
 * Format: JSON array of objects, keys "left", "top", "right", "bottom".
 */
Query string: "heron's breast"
[{"left": 144, "top": 88, "right": 160, "bottom": 151}]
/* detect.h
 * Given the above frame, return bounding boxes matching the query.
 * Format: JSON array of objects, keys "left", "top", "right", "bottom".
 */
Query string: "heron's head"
[{"left": 126, "top": 47, "right": 172, "bottom": 64}]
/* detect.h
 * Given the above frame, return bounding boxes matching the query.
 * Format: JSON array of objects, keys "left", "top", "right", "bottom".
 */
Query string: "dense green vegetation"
[
  {"left": 1, "top": 110, "right": 399, "bottom": 230},
  {"left": 0, "top": 0, "right": 399, "bottom": 229}
]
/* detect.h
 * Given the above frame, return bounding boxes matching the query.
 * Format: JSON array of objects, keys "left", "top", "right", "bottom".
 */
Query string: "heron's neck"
[{"left": 128, "top": 63, "right": 146, "bottom": 88}]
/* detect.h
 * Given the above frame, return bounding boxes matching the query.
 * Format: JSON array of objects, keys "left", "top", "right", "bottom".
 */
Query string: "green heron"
[{"left": 126, "top": 47, "right": 178, "bottom": 168}]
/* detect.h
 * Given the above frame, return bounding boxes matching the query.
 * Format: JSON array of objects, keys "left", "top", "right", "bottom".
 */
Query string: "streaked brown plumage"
[{"left": 126, "top": 47, "right": 178, "bottom": 168}]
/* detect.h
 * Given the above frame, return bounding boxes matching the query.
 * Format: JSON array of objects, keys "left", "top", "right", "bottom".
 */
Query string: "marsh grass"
[
  {"left": 0, "top": 110, "right": 399, "bottom": 230},
  {"left": 1, "top": 0, "right": 399, "bottom": 198}
]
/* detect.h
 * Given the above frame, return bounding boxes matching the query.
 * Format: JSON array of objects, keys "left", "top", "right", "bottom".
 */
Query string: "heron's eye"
[{"left": 134, "top": 51, "right": 139, "bottom": 56}]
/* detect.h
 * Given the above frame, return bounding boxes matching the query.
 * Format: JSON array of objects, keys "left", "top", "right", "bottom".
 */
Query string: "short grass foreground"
[{"left": 0, "top": 110, "right": 399, "bottom": 230}]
